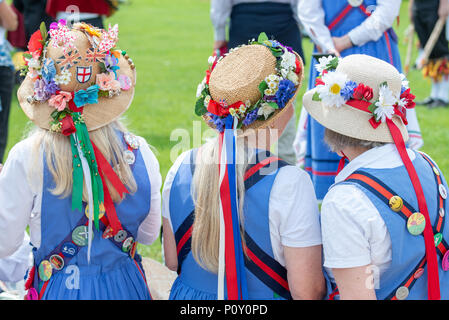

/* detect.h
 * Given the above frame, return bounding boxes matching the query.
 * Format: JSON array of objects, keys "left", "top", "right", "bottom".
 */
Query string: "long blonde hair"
[
  {"left": 28, "top": 120, "right": 137, "bottom": 203},
  {"left": 190, "top": 138, "right": 252, "bottom": 273}
]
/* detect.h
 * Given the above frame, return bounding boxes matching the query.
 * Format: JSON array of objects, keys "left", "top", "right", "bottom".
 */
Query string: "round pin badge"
[
  {"left": 442, "top": 251, "right": 449, "bottom": 271},
  {"left": 348, "top": 0, "right": 363, "bottom": 7},
  {"left": 122, "top": 237, "right": 134, "bottom": 253},
  {"left": 124, "top": 132, "right": 140, "bottom": 149},
  {"left": 61, "top": 242, "right": 78, "bottom": 258},
  {"left": 38, "top": 260, "right": 53, "bottom": 282},
  {"left": 440, "top": 207, "right": 446, "bottom": 218},
  {"left": 413, "top": 268, "right": 424, "bottom": 279},
  {"left": 49, "top": 254, "right": 65, "bottom": 271},
  {"left": 407, "top": 212, "right": 426, "bottom": 236},
  {"left": 434, "top": 233, "right": 443, "bottom": 247},
  {"left": 433, "top": 166, "right": 440, "bottom": 176},
  {"left": 114, "top": 229, "right": 127, "bottom": 243},
  {"left": 439, "top": 184, "right": 447, "bottom": 200},
  {"left": 102, "top": 225, "right": 115, "bottom": 239},
  {"left": 72, "top": 225, "right": 91, "bottom": 247},
  {"left": 124, "top": 150, "right": 136, "bottom": 165},
  {"left": 389, "top": 196, "right": 404, "bottom": 212},
  {"left": 395, "top": 286, "right": 409, "bottom": 300},
  {"left": 85, "top": 203, "right": 105, "bottom": 219}
]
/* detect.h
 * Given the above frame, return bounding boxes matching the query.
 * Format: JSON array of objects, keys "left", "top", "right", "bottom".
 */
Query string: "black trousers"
[
  {"left": 0, "top": 67, "right": 15, "bottom": 163},
  {"left": 413, "top": 0, "right": 449, "bottom": 60},
  {"left": 228, "top": 2, "right": 305, "bottom": 62}
]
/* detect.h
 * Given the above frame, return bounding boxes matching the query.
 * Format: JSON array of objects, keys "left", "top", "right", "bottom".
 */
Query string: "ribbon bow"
[{"left": 73, "top": 84, "right": 100, "bottom": 107}]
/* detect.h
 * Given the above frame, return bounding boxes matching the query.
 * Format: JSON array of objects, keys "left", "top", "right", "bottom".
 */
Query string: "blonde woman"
[
  {"left": 0, "top": 22, "right": 161, "bottom": 300},
  {"left": 162, "top": 36, "right": 325, "bottom": 300}
]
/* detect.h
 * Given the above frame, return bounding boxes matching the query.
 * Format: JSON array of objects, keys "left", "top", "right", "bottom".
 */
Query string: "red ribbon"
[
  {"left": 337, "top": 151, "right": 348, "bottom": 174},
  {"left": 386, "top": 119, "right": 440, "bottom": 300},
  {"left": 91, "top": 141, "right": 130, "bottom": 235},
  {"left": 207, "top": 100, "right": 244, "bottom": 118},
  {"left": 68, "top": 92, "right": 84, "bottom": 113}
]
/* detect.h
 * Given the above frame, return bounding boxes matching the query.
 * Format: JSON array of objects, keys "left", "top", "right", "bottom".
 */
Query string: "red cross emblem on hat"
[{"left": 76, "top": 66, "right": 93, "bottom": 83}]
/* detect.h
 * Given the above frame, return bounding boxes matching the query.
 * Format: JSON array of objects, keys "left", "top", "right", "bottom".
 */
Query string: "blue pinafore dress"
[
  {"left": 168, "top": 149, "right": 293, "bottom": 300},
  {"left": 328, "top": 152, "right": 449, "bottom": 299},
  {"left": 305, "top": 0, "right": 402, "bottom": 200},
  {"left": 31, "top": 133, "right": 152, "bottom": 300}
]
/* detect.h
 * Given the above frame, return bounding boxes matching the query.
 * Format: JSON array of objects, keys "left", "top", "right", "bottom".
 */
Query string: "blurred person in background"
[
  {"left": 13, "top": 0, "right": 53, "bottom": 43},
  {"left": 0, "top": 0, "right": 17, "bottom": 163},
  {"left": 210, "top": 0, "right": 305, "bottom": 165}
]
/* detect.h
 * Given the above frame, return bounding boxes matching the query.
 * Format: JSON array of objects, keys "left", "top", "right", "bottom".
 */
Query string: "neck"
[{"left": 343, "top": 146, "right": 370, "bottom": 162}]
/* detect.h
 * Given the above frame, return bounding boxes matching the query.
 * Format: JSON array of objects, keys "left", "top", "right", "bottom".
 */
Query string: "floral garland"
[
  {"left": 312, "top": 55, "right": 416, "bottom": 128},
  {"left": 195, "top": 32, "right": 302, "bottom": 132},
  {"left": 22, "top": 20, "right": 134, "bottom": 134}
]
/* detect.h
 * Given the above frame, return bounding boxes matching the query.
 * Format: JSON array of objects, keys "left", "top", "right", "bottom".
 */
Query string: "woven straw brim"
[
  {"left": 303, "top": 88, "right": 409, "bottom": 143},
  {"left": 204, "top": 44, "right": 304, "bottom": 134},
  {"left": 18, "top": 57, "right": 136, "bottom": 131}
]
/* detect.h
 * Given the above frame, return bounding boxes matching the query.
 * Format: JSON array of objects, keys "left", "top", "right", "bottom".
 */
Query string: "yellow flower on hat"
[{"left": 316, "top": 71, "right": 348, "bottom": 108}]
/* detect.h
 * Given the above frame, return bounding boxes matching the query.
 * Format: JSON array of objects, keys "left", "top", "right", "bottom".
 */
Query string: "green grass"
[{"left": 4, "top": 0, "right": 449, "bottom": 262}]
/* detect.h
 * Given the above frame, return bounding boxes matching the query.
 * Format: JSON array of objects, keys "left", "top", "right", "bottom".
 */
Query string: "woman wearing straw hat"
[
  {"left": 0, "top": 21, "right": 162, "bottom": 300},
  {"left": 303, "top": 53, "right": 449, "bottom": 300},
  {"left": 294, "top": 0, "right": 424, "bottom": 202},
  {"left": 162, "top": 33, "right": 325, "bottom": 300}
]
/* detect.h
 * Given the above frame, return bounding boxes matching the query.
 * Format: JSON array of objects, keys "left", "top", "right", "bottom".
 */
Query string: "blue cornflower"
[
  {"left": 340, "top": 80, "right": 357, "bottom": 101},
  {"left": 242, "top": 108, "right": 259, "bottom": 126},
  {"left": 275, "top": 79, "right": 296, "bottom": 108}
]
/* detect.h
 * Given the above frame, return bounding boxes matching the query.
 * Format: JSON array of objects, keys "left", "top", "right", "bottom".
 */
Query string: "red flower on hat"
[
  {"left": 400, "top": 88, "right": 416, "bottom": 109},
  {"left": 295, "top": 58, "right": 302, "bottom": 74},
  {"left": 315, "top": 77, "right": 325, "bottom": 86},
  {"left": 60, "top": 115, "right": 76, "bottom": 136},
  {"left": 27, "top": 30, "right": 44, "bottom": 58},
  {"left": 363, "top": 86, "right": 374, "bottom": 101},
  {"left": 353, "top": 83, "right": 374, "bottom": 101}
]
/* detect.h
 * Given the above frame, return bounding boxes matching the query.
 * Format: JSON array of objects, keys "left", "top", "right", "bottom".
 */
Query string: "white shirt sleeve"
[
  {"left": 136, "top": 137, "right": 162, "bottom": 245},
  {"left": 210, "top": 0, "right": 233, "bottom": 41},
  {"left": 0, "top": 141, "right": 36, "bottom": 258},
  {"left": 0, "top": 232, "right": 32, "bottom": 282},
  {"left": 161, "top": 150, "right": 191, "bottom": 232},
  {"left": 321, "top": 184, "right": 391, "bottom": 269},
  {"left": 297, "top": 0, "right": 336, "bottom": 53},
  {"left": 347, "top": 0, "right": 400, "bottom": 47},
  {"left": 269, "top": 166, "right": 322, "bottom": 266}
]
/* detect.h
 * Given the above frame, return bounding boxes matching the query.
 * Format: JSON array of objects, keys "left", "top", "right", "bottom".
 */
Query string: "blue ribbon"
[{"left": 73, "top": 84, "right": 100, "bottom": 107}]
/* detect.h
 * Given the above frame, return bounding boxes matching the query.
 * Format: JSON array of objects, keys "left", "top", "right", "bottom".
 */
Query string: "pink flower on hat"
[
  {"left": 96, "top": 72, "right": 121, "bottom": 92},
  {"left": 48, "top": 91, "right": 73, "bottom": 111}
]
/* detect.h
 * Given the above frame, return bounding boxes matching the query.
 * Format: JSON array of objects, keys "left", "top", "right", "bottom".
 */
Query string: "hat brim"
[
  {"left": 18, "top": 55, "right": 136, "bottom": 132},
  {"left": 303, "top": 88, "right": 409, "bottom": 143}
]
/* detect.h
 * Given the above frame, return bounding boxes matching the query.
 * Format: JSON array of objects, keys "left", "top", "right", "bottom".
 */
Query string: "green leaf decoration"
[
  {"left": 39, "top": 21, "right": 48, "bottom": 42},
  {"left": 195, "top": 98, "right": 207, "bottom": 116},
  {"left": 258, "top": 80, "right": 268, "bottom": 97},
  {"left": 23, "top": 53, "right": 33, "bottom": 60},
  {"left": 237, "top": 120, "right": 243, "bottom": 129},
  {"left": 268, "top": 102, "right": 279, "bottom": 109},
  {"left": 368, "top": 102, "right": 377, "bottom": 113},
  {"left": 327, "top": 57, "right": 339, "bottom": 70},
  {"left": 312, "top": 92, "right": 321, "bottom": 101},
  {"left": 99, "top": 62, "right": 108, "bottom": 74},
  {"left": 98, "top": 90, "right": 109, "bottom": 98},
  {"left": 379, "top": 81, "right": 388, "bottom": 88},
  {"left": 258, "top": 32, "right": 269, "bottom": 43}
]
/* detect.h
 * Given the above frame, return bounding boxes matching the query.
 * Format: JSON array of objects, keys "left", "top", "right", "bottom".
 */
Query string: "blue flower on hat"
[
  {"left": 42, "top": 58, "right": 57, "bottom": 83},
  {"left": 340, "top": 80, "right": 357, "bottom": 101},
  {"left": 275, "top": 79, "right": 296, "bottom": 108},
  {"left": 242, "top": 108, "right": 259, "bottom": 126},
  {"left": 73, "top": 84, "right": 100, "bottom": 107},
  {"left": 208, "top": 112, "right": 225, "bottom": 133}
]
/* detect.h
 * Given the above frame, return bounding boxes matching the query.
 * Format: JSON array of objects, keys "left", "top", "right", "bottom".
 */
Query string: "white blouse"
[
  {"left": 297, "top": 0, "right": 401, "bottom": 52},
  {"left": 162, "top": 149, "right": 322, "bottom": 267},
  {"left": 0, "top": 134, "right": 162, "bottom": 259}
]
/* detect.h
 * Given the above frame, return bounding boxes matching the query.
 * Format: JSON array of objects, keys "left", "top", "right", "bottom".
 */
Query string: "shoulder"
[{"left": 273, "top": 165, "right": 314, "bottom": 193}]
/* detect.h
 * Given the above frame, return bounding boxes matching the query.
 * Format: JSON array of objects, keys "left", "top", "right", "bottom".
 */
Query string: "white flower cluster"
[{"left": 280, "top": 51, "right": 299, "bottom": 85}]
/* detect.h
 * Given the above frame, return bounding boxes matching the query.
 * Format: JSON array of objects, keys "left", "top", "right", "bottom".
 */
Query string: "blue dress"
[
  {"left": 305, "top": 0, "right": 402, "bottom": 200},
  {"left": 32, "top": 133, "right": 152, "bottom": 300}
]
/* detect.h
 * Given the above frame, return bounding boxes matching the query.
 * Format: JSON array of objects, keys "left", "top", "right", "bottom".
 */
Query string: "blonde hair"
[
  {"left": 190, "top": 138, "right": 252, "bottom": 273},
  {"left": 28, "top": 120, "right": 137, "bottom": 203},
  {"left": 324, "top": 128, "right": 386, "bottom": 153}
]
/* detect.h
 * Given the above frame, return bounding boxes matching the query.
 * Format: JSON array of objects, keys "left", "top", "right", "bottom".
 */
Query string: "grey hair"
[{"left": 324, "top": 128, "right": 386, "bottom": 153}]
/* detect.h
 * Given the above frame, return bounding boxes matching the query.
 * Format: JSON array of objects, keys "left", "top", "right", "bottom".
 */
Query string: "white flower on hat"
[
  {"left": 315, "top": 56, "right": 335, "bottom": 73},
  {"left": 196, "top": 77, "right": 207, "bottom": 98},
  {"left": 27, "top": 58, "right": 41, "bottom": 70},
  {"left": 54, "top": 69, "right": 71, "bottom": 85},
  {"left": 280, "top": 51, "right": 296, "bottom": 77},
  {"left": 316, "top": 71, "right": 348, "bottom": 107},
  {"left": 286, "top": 70, "right": 299, "bottom": 86},
  {"left": 400, "top": 73, "right": 409, "bottom": 90},
  {"left": 374, "top": 85, "right": 397, "bottom": 122},
  {"left": 257, "top": 102, "right": 275, "bottom": 119}
]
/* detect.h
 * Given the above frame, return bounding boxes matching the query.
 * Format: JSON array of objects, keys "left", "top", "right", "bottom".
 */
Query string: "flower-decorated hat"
[
  {"left": 304, "top": 54, "right": 443, "bottom": 300},
  {"left": 194, "top": 33, "right": 304, "bottom": 301},
  {"left": 16, "top": 21, "right": 137, "bottom": 251},
  {"left": 18, "top": 20, "right": 136, "bottom": 133},
  {"left": 303, "top": 54, "right": 413, "bottom": 143},
  {"left": 195, "top": 32, "right": 304, "bottom": 135}
]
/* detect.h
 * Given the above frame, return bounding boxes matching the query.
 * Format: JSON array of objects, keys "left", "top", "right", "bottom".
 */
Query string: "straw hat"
[
  {"left": 303, "top": 54, "right": 410, "bottom": 143},
  {"left": 196, "top": 34, "right": 304, "bottom": 135},
  {"left": 18, "top": 21, "right": 136, "bottom": 132}
]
